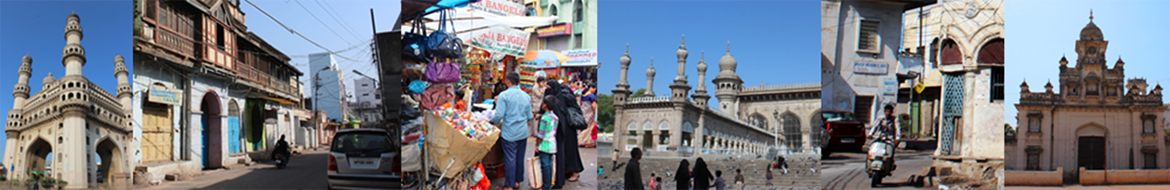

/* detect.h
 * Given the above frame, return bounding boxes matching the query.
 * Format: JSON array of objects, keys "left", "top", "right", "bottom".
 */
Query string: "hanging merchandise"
[
  {"left": 427, "top": 59, "right": 462, "bottom": 83},
  {"left": 403, "top": 15, "right": 430, "bottom": 62},
  {"left": 518, "top": 66, "right": 537, "bottom": 92},
  {"left": 427, "top": 8, "right": 464, "bottom": 59},
  {"left": 409, "top": 79, "right": 428, "bottom": 94},
  {"left": 421, "top": 83, "right": 456, "bottom": 110}
]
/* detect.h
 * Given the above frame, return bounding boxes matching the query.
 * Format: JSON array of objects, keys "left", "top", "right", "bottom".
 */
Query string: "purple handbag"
[{"left": 426, "top": 61, "right": 461, "bottom": 83}]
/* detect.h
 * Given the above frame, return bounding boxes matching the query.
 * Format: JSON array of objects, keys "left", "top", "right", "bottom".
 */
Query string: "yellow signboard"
[{"left": 914, "top": 82, "right": 926, "bottom": 93}]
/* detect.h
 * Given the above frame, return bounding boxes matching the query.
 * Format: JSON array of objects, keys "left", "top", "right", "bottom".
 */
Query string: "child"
[
  {"left": 624, "top": 148, "right": 644, "bottom": 189},
  {"left": 654, "top": 177, "right": 663, "bottom": 190},
  {"left": 535, "top": 95, "right": 559, "bottom": 190},
  {"left": 765, "top": 165, "right": 774, "bottom": 186},
  {"left": 714, "top": 170, "right": 726, "bottom": 190},
  {"left": 648, "top": 173, "right": 658, "bottom": 189},
  {"left": 734, "top": 169, "right": 744, "bottom": 190}
]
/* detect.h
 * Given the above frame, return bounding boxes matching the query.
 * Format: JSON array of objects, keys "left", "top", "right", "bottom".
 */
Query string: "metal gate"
[{"left": 940, "top": 74, "right": 964, "bottom": 155}]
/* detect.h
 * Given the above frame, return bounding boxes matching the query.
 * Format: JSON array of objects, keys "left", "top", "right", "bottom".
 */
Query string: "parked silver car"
[{"left": 327, "top": 128, "right": 400, "bottom": 189}]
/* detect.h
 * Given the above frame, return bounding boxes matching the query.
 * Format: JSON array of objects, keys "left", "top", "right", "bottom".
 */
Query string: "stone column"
[
  {"left": 651, "top": 130, "right": 661, "bottom": 151},
  {"left": 635, "top": 130, "right": 645, "bottom": 150}
]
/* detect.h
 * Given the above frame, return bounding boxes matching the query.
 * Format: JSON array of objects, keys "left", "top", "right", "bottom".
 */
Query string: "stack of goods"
[
  {"left": 518, "top": 66, "right": 538, "bottom": 92},
  {"left": 434, "top": 108, "right": 499, "bottom": 139}
]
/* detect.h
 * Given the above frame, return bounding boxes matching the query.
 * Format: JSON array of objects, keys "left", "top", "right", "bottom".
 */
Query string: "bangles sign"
[{"left": 469, "top": 25, "right": 531, "bottom": 57}]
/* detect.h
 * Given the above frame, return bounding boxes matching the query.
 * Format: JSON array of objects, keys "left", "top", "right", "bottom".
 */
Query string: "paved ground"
[
  {"left": 821, "top": 151, "right": 937, "bottom": 190},
  {"left": 487, "top": 138, "right": 598, "bottom": 190},
  {"left": 596, "top": 142, "right": 819, "bottom": 190},
  {"left": 1004, "top": 185, "right": 1170, "bottom": 189},
  {"left": 137, "top": 150, "right": 331, "bottom": 190}
]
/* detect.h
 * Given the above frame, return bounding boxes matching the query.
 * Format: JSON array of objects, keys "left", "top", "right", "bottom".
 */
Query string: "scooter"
[
  {"left": 866, "top": 135, "right": 896, "bottom": 187},
  {"left": 274, "top": 152, "right": 290, "bottom": 169}
]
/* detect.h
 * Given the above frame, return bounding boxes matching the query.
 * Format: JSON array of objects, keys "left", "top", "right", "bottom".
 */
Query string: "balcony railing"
[
  {"left": 235, "top": 64, "right": 299, "bottom": 97},
  {"left": 154, "top": 25, "right": 197, "bottom": 58}
]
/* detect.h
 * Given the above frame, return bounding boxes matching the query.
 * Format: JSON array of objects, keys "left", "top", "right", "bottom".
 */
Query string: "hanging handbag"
[
  {"left": 403, "top": 15, "right": 430, "bottom": 62},
  {"left": 557, "top": 87, "right": 588, "bottom": 130},
  {"left": 420, "top": 84, "right": 455, "bottom": 110},
  {"left": 427, "top": 9, "right": 464, "bottom": 59},
  {"left": 426, "top": 60, "right": 462, "bottom": 83},
  {"left": 408, "top": 79, "right": 428, "bottom": 94}
]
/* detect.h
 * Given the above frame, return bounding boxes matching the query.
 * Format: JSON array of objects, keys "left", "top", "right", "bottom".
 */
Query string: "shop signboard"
[
  {"left": 469, "top": 25, "right": 531, "bottom": 57},
  {"left": 468, "top": 0, "right": 525, "bottom": 17},
  {"left": 536, "top": 23, "right": 573, "bottom": 37},
  {"left": 562, "top": 49, "right": 597, "bottom": 67},
  {"left": 148, "top": 84, "right": 182, "bottom": 105},
  {"left": 853, "top": 61, "right": 889, "bottom": 75}
]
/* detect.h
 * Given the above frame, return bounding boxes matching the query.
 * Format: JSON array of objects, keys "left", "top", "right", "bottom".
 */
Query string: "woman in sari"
[{"left": 578, "top": 84, "right": 598, "bottom": 147}]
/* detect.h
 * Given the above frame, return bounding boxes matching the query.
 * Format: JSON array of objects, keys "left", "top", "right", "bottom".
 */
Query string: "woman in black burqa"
[
  {"left": 545, "top": 80, "right": 584, "bottom": 188},
  {"left": 692, "top": 158, "right": 714, "bottom": 190},
  {"left": 674, "top": 159, "right": 691, "bottom": 190}
]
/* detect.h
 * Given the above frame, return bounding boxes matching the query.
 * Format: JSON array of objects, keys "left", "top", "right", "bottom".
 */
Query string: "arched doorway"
[
  {"left": 227, "top": 100, "right": 242, "bottom": 154},
  {"left": 94, "top": 139, "right": 124, "bottom": 184},
  {"left": 200, "top": 92, "right": 223, "bottom": 168},
  {"left": 1076, "top": 124, "right": 1107, "bottom": 170},
  {"left": 25, "top": 138, "right": 52, "bottom": 178}
]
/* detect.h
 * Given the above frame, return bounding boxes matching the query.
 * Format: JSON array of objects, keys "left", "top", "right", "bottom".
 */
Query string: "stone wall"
[
  {"left": 1004, "top": 168, "right": 1063, "bottom": 186},
  {"left": 600, "top": 155, "right": 820, "bottom": 188},
  {"left": 1079, "top": 167, "right": 1170, "bottom": 185}
]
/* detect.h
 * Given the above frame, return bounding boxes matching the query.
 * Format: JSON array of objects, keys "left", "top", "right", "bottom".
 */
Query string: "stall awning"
[
  {"left": 402, "top": 6, "right": 558, "bottom": 52},
  {"left": 264, "top": 97, "right": 298, "bottom": 105}
]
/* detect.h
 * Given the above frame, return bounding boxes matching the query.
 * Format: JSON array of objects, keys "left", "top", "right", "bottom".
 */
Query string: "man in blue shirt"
[{"left": 492, "top": 72, "right": 533, "bottom": 190}]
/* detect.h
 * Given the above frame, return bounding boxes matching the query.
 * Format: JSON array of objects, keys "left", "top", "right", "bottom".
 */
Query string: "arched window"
[
  {"left": 749, "top": 113, "right": 768, "bottom": 131},
  {"left": 548, "top": 5, "right": 558, "bottom": 17},
  {"left": 940, "top": 39, "right": 961, "bottom": 65},
  {"left": 781, "top": 112, "right": 802, "bottom": 150},
  {"left": 980, "top": 39, "right": 1005, "bottom": 101},
  {"left": 574, "top": 0, "right": 584, "bottom": 22},
  {"left": 658, "top": 121, "right": 670, "bottom": 145}
]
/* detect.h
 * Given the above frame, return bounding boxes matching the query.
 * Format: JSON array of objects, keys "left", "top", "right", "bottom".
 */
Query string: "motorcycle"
[
  {"left": 866, "top": 134, "right": 896, "bottom": 187},
  {"left": 274, "top": 152, "right": 290, "bottom": 169}
]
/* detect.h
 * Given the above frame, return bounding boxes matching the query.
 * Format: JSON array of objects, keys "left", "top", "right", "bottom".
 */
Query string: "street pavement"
[
  {"left": 1004, "top": 185, "right": 1170, "bottom": 190},
  {"left": 488, "top": 138, "right": 597, "bottom": 190},
  {"left": 137, "top": 150, "right": 331, "bottom": 190},
  {"left": 821, "top": 151, "right": 936, "bottom": 190}
]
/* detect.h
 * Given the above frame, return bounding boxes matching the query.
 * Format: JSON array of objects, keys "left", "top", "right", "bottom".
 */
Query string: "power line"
[
  {"left": 294, "top": 0, "right": 355, "bottom": 44},
  {"left": 316, "top": 0, "right": 365, "bottom": 41},
  {"left": 243, "top": 0, "right": 361, "bottom": 63}
]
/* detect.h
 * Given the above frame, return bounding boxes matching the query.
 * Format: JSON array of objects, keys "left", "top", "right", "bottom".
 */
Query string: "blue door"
[{"left": 228, "top": 116, "right": 242, "bottom": 154}]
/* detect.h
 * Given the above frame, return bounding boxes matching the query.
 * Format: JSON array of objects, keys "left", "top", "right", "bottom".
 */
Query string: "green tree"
[
  {"left": 598, "top": 93, "right": 614, "bottom": 133},
  {"left": 629, "top": 88, "right": 647, "bottom": 99}
]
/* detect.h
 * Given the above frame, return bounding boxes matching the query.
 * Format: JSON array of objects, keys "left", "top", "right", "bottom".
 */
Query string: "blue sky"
[
  {"left": 597, "top": 0, "right": 820, "bottom": 109},
  {"left": 0, "top": 1, "right": 133, "bottom": 162},
  {"left": 1004, "top": 0, "right": 1170, "bottom": 127},
  {"left": 238, "top": 0, "right": 399, "bottom": 98}
]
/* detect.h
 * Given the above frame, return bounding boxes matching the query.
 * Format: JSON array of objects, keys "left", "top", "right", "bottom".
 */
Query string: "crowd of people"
[
  {"left": 622, "top": 148, "right": 789, "bottom": 190},
  {"left": 492, "top": 72, "right": 598, "bottom": 190}
]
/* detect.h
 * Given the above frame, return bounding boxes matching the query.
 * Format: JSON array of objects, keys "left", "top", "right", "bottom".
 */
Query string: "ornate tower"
[
  {"left": 612, "top": 44, "right": 633, "bottom": 150},
  {"left": 115, "top": 54, "right": 132, "bottom": 118},
  {"left": 63, "top": 13, "right": 86, "bottom": 76},
  {"left": 692, "top": 51, "right": 711, "bottom": 106},
  {"left": 670, "top": 37, "right": 691, "bottom": 103},
  {"left": 714, "top": 42, "right": 743, "bottom": 116},
  {"left": 644, "top": 58, "right": 656, "bottom": 97},
  {"left": 12, "top": 54, "right": 33, "bottom": 110}
]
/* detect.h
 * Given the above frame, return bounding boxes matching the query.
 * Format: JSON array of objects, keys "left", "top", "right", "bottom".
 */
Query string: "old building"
[
  {"left": 4, "top": 13, "right": 134, "bottom": 189},
  {"left": 612, "top": 39, "right": 821, "bottom": 157},
  {"left": 1009, "top": 13, "right": 1168, "bottom": 181},
  {"left": 132, "top": 0, "right": 303, "bottom": 181}
]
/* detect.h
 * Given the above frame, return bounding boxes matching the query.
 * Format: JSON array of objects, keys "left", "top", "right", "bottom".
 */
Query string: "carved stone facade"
[
  {"left": 612, "top": 39, "right": 821, "bottom": 158},
  {"left": 4, "top": 14, "right": 134, "bottom": 189},
  {"left": 1009, "top": 13, "right": 1168, "bottom": 182}
]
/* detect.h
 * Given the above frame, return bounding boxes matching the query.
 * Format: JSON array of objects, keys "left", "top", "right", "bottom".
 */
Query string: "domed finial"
[
  {"left": 727, "top": 41, "right": 731, "bottom": 53},
  {"left": 115, "top": 53, "right": 124, "bottom": 63},
  {"left": 1090, "top": 9, "right": 1094, "bottom": 21},
  {"left": 22, "top": 52, "right": 32, "bottom": 63}
]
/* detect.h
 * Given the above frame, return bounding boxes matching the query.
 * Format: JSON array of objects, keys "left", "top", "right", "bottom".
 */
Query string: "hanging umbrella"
[{"left": 523, "top": 50, "right": 569, "bottom": 68}]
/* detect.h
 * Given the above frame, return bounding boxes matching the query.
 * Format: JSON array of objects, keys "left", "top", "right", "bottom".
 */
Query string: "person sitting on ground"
[{"left": 624, "top": 148, "right": 644, "bottom": 189}]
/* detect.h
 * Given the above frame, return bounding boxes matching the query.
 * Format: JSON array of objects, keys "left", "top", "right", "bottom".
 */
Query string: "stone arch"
[
  {"left": 977, "top": 38, "right": 1004, "bottom": 64},
  {"left": 749, "top": 112, "right": 768, "bottom": 131},
  {"left": 809, "top": 109, "right": 824, "bottom": 147},
  {"left": 1075, "top": 122, "right": 1107, "bottom": 137},
  {"left": 641, "top": 120, "right": 654, "bottom": 149},
  {"left": 200, "top": 91, "right": 223, "bottom": 168},
  {"left": 93, "top": 137, "right": 126, "bottom": 184},
  {"left": 24, "top": 137, "right": 53, "bottom": 179},
  {"left": 657, "top": 120, "right": 670, "bottom": 148}
]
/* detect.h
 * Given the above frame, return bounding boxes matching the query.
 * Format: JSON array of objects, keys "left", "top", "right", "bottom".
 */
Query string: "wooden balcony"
[{"left": 235, "top": 63, "right": 299, "bottom": 97}]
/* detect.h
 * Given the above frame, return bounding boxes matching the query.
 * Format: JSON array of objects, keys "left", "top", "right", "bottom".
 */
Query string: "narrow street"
[
  {"left": 821, "top": 151, "right": 935, "bottom": 190},
  {"left": 138, "top": 150, "right": 331, "bottom": 190}
]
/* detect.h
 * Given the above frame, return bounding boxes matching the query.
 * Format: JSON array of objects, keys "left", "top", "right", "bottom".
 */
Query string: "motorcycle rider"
[
  {"left": 272, "top": 135, "right": 291, "bottom": 162},
  {"left": 867, "top": 104, "right": 900, "bottom": 163}
]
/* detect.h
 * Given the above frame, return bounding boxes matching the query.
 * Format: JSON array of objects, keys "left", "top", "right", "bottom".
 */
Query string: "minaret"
[
  {"left": 1020, "top": 80, "right": 1029, "bottom": 93},
  {"left": 644, "top": 58, "right": 656, "bottom": 97},
  {"left": 43, "top": 73, "right": 56, "bottom": 89},
  {"left": 714, "top": 42, "right": 743, "bottom": 115},
  {"left": 612, "top": 44, "right": 633, "bottom": 151},
  {"left": 692, "top": 51, "right": 711, "bottom": 106},
  {"left": 670, "top": 36, "right": 691, "bottom": 102},
  {"left": 115, "top": 54, "right": 132, "bottom": 117},
  {"left": 63, "top": 13, "right": 86, "bottom": 76},
  {"left": 12, "top": 54, "right": 32, "bottom": 110}
]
